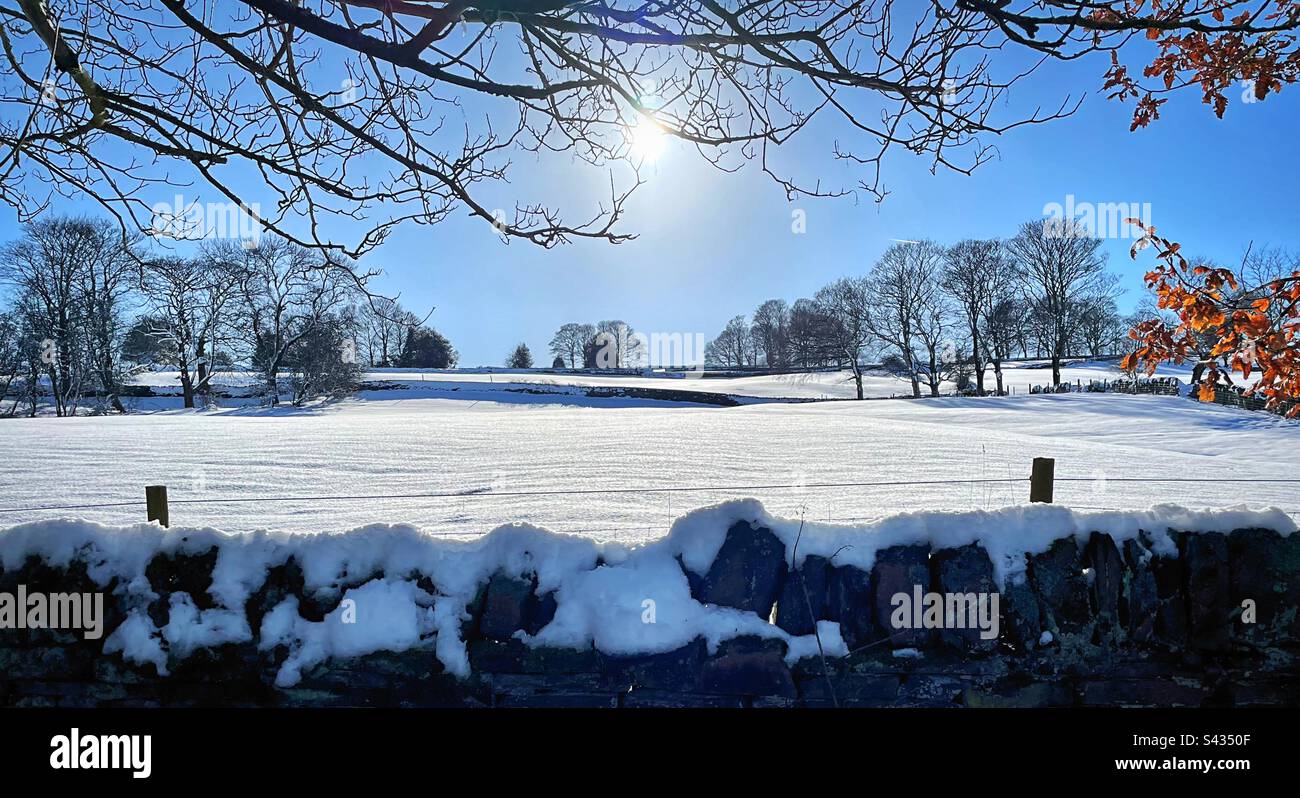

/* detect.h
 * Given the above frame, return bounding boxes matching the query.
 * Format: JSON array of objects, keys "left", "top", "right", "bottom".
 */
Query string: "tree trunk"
[
  {"left": 60, "top": 361, "right": 71, "bottom": 414},
  {"left": 46, "top": 363, "right": 64, "bottom": 417},
  {"left": 100, "top": 354, "right": 124, "bottom": 413},
  {"left": 196, "top": 334, "right": 210, "bottom": 398},
  {"left": 179, "top": 367, "right": 195, "bottom": 409},
  {"left": 970, "top": 327, "right": 985, "bottom": 395},
  {"left": 27, "top": 363, "right": 39, "bottom": 417}
]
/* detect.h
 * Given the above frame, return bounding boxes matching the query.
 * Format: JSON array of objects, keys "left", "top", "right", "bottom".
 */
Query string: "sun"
[{"left": 625, "top": 115, "right": 667, "bottom": 163}]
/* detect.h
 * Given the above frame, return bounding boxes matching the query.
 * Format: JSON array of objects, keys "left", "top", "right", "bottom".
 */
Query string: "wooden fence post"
[
  {"left": 1030, "top": 458, "right": 1055, "bottom": 504},
  {"left": 146, "top": 485, "right": 169, "bottom": 528}
]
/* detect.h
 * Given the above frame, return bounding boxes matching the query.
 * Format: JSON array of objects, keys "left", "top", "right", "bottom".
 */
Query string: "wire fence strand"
[
  {"left": 1054, "top": 477, "right": 1300, "bottom": 484},
  {"left": 2, "top": 474, "right": 1299, "bottom": 516},
  {"left": 0, "top": 500, "right": 144, "bottom": 514},
  {"left": 0, "top": 478, "right": 1029, "bottom": 514}
]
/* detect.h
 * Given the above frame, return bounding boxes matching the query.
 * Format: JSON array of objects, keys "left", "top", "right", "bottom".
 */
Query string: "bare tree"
[
  {"left": 750, "top": 299, "right": 791, "bottom": 368},
  {"left": 865, "top": 241, "right": 948, "bottom": 398},
  {"left": 5, "top": 0, "right": 1169, "bottom": 256},
  {"left": 593, "top": 320, "right": 643, "bottom": 369},
  {"left": 0, "top": 216, "right": 107, "bottom": 415},
  {"left": 705, "top": 315, "right": 756, "bottom": 369},
  {"left": 787, "top": 298, "right": 836, "bottom": 368},
  {"left": 814, "top": 277, "right": 873, "bottom": 399},
  {"left": 1075, "top": 296, "right": 1125, "bottom": 357},
  {"left": 139, "top": 255, "right": 242, "bottom": 408},
  {"left": 218, "top": 237, "right": 359, "bottom": 404},
  {"left": 1, "top": 299, "right": 50, "bottom": 416},
  {"left": 284, "top": 309, "right": 364, "bottom": 404},
  {"left": 942, "top": 239, "right": 1012, "bottom": 395},
  {"left": 3, "top": 1, "right": 1294, "bottom": 264},
  {"left": 549, "top": 322, "right": 594, "bottom": 369},
  {"left": 360, "top": 297, "right": 420, "bottom": 367},
  {"left": 1007, "top": 219, "right": 1116, "bottom": 387},
  {"left": 1240, "top": 246, "right": 1299, "bottom": 304},
  {"left": 82, "top": 225, "right": 141, "bottom": 412},
  {"left": 0, "top": 309, "right": 27, "bottom": 415},
  {"left": 980, "top": 296, "right": 1023, "bottom": 395},
  {"left": 911, "top": 280, "right": 959, "bottom": 397}
]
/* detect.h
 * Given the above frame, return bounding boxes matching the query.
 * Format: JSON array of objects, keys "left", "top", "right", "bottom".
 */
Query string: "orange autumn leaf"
[{"left": 1128, "top": 226, "right": 1300, "bottom": 417}]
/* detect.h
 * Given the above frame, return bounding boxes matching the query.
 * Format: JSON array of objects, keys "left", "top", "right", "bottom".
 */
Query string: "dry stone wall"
[{"left": 2, "top": 518, "right": 1297, "bottom": 708}]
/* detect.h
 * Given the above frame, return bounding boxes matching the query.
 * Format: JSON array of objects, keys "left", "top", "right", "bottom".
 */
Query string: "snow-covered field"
[
  {"left": 2, "top": 382, "right": 1296, "bottom": 540},
  {"left": 126, "top": 358, "right": 1201, "bottom": 402},
  {"left": 366, "top": 359, "right": 1228, "bottom": 397}
]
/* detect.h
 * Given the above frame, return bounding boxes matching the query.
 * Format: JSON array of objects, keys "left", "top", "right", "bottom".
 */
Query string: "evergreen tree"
[{"left": 506, "top": 342, "right": 533, "bottom": 368}]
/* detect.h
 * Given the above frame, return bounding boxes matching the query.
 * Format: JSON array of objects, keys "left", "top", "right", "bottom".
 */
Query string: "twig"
[{"left": 791, "top": 511, "right": 838, "bottom": 708}]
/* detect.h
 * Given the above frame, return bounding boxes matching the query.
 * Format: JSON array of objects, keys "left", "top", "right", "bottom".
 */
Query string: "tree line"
[
  {"left": 0, "top": 216, "right": 455, "bottom": 416},
  {"left": 546, "top": 321, "right": 646, "bottom": 369},
  {"left": 703, "top": 219, "right": 1133, "bottom": 399}
]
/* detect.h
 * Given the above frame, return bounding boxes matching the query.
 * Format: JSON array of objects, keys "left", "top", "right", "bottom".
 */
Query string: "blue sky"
[
  {"left": 374, "top": 62, "right": 1297, "bottom": 366},
  {"left": 3, "top": 31, "right": 1296, "bottom": 366}
]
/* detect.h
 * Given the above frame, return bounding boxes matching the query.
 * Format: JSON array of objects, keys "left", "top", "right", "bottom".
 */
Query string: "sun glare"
[{"left": 626, "top": 116, "right": 667, "bottom": 163}]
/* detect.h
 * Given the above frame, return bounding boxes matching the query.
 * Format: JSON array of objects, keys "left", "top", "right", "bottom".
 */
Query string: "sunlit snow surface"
[
  {"left": 128, "top": 359, "right": 1226, "bottom": 400},
  {"left": 2, "top": 367, "right": 1297, "bottom": 539}
]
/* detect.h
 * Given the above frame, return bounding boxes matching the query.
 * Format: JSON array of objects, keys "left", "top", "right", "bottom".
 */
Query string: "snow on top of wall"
[
  {"left": 660, "top": 499, "right": 1294, "bottom": 588},
  {"left": 0, "top": 518, "right": 602, "bottom": 606},
  {"left": 2, "top": 501, "right": 1292, "bottom": 684}
]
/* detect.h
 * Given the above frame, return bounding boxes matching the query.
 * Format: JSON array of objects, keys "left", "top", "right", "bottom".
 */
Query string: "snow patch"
[
  {"left": 259, "top": 579, "right": 437, "bottom": 687},
  {"left": 162, "top": 593, "right": 252, "bottom": 657},
  {"left": 103, "top": 610, "right": 168, "bottom": 676},
  {"left": 785, "top": 621, "right": 849, "bottom": 665}
]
